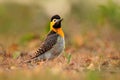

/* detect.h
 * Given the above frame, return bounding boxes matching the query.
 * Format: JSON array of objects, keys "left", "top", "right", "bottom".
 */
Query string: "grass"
[
  {"left": 0, "top": 29, "right": 119, "bottom": 80},
  {"left": 0, "top": 23, "right": 120, "bottom": 80},
  {"left": 0, "top": 1, "right": 120, "bottom": 80}
]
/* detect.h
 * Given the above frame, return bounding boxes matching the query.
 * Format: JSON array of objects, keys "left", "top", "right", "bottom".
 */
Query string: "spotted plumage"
[
  {"left": 32, "top": 31, "right": 59, "bottom": 59},
  {"left": 29, "top": 15, "right": 65, "bottom": 62}
]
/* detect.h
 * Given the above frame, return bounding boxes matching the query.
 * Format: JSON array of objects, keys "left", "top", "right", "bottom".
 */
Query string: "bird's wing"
[{"left": 31, "top": 31, "right": 59, "bottom": 59}]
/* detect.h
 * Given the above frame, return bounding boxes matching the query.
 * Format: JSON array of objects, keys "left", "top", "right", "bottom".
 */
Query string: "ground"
[{"left": 0, "top": 30, "right": 120, "bottom": 80}]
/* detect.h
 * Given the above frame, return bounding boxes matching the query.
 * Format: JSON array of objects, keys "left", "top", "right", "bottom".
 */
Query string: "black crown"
[{"left": 51, "top": 15, "right": 61, "bottom": 21}]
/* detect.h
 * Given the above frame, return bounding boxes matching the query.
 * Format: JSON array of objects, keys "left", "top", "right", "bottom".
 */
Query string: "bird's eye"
[{"left": 53, "top": 19, "right": 56, "bottom": 22}]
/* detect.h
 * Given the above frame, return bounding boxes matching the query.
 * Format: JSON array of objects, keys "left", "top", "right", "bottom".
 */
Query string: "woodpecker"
[{"left": 30, "top": 15, "right": 65, "bottom": 62}]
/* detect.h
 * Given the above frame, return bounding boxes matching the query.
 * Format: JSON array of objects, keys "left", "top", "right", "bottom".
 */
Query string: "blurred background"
[
  {"left": 0, "top": 1, "right": 119, "bottom": 80},
  {"left": 0, "top": 0, "right": 120, "bottom": 50}
]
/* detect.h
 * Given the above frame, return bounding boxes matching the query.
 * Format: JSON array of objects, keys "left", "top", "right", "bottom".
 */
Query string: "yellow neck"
[{"left": 50, "top": 25, "right": 64, "bottom": 38}]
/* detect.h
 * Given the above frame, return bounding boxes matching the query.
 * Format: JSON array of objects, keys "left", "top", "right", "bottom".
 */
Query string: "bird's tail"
[{"left": 24, "top": 56, "right": 44, "bottom": 64}]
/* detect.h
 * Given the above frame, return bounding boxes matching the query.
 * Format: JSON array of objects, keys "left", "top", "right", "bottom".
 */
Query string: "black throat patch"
[{"left": 53, "top": 22, "right": 61, "bottom": 28}]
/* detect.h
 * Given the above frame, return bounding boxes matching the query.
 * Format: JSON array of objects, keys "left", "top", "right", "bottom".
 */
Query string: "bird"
[{"left": 29, "top": 15, "right": 65, "bottom": 62}]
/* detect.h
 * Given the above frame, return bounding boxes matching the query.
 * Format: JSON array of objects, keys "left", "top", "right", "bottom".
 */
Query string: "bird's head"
[
  {"left": 49, "top": 15, "right": 64, "bottom": 37},
  {"left": 50, "top": 15, "right": 63, "bottom": 30}
]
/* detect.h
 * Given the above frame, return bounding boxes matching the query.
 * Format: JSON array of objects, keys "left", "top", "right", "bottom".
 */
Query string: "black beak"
[
  {"left": 59, "top": 18, "right": 63, "bottom": 22},
  {"left": 56, "top": 18, "right": 63, "bottom": 23}
]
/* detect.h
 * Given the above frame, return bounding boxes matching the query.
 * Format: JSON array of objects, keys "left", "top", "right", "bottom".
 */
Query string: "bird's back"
[{"left": 31, "top": 30, "right": 65, "bottom": 61}]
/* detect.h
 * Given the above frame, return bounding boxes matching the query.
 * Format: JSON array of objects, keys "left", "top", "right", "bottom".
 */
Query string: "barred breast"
[{"left": 36, "top": 36, "right": 65, "bottom": 60}]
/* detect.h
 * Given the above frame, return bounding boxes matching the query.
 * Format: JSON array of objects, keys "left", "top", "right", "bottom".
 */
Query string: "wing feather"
[{"left": 31, "top": 31, "right": 59, "bottom": 59}]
